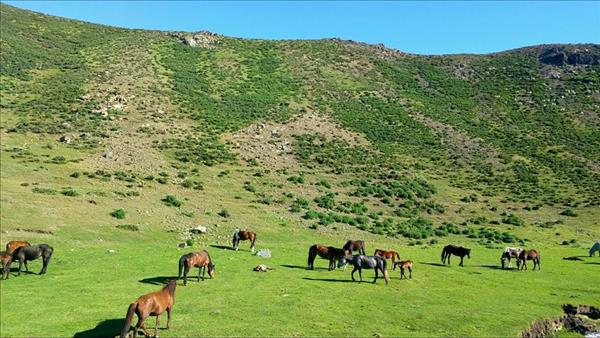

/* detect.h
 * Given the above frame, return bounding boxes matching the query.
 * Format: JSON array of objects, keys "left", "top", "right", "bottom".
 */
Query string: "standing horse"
[
  {"left": 374, "top": 249, "right": 400, "bottom": 264},
  {"left": 6, "top": 240, "right": 31, "bottom": 254},
  {"left": 392, "top": 260, "right": 413, "bottom": 279},
  {"left": 441, "top": 244, "right": 471, "bottom": 267},
  {"left": 178, "top": 250, "right": 215, "bottom": 285},
  {"left": 340, "top": 255, "right": 389, "bottom": 284},
  {"left": 343, "top": 240, "right": 366, "bottom": 255},
  {"left": 120, "top": 280, "right": 176, "bottom": 338},
  {"left": 517, "top": 249, "right": 540, "bottom": 270},
  {"left": 0, "top": 251, "right": 11, "bottom": 280},
  {"left": 589, "top": 241, "right": 600, "bottom": 257},
  {"left": 232, "top": 229, "right": 257, "bottom": 253},
  {"left": 11, "top": 244, "right": 53, "bottom": 275},
  {"left": 501, "top": 247, "right": 523, "bottom": 269},
  {"left": 307, "top": 244, "right": 349, "bottom": 271}
]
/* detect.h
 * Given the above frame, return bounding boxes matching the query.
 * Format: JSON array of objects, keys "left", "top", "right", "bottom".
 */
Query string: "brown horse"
[
  {"left": 374, "top": 249, "right": 400, "bottom": 263},
  {"left": 392, "top": 260, "right": 413, "bottom": 279},
  {"left": 518, "top": 249, "right": 541, "bottom": 270},
  {"left": 120, "top": 280, "right": 176, "bottom": 338},
  {"left": 0, "top": 251, "right": 11, "bottom": 280},
  {"left": 307, "top": 244, "right": 349, "bottom": 271},
  {"left": 232, "top": 229, "right": 257, "bottom": 253},
  {"left": 343, "top": 240, "right": 366, "bottom": 255},
  {"left": 6, "top": 240, "right": 31, "bottom": 254},
  {"left": 178, "top": 250, "right": 215, "bottom": 285}
]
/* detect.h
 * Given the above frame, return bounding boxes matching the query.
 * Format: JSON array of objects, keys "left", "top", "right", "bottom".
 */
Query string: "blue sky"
[{"left": 4, "top": 1, "right": 599, "bottom": 55}]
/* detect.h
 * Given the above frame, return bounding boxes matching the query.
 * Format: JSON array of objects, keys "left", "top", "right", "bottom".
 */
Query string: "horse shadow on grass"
[
  {"left": 302, "top": 277, "right": 353, "bottom": 283},
  {"left": 418, "top": 262, "right": 448, "bottom": 267},
  {"left": 477, "top": 264, "right": 508, "bottom": 271},
  {"left": 281, "top": 264, "right": 328, "bottom": 271},
  {"left": 73, "top": 319, "right": 122, "bottom": 338},
  {"left": 138, "top": 276, "right": 179, "bottom": 285},
  {"left": 584, "top": 262, "right": 600, "bottom": 265},
  {"left": 209, "top": 244, "right": 234, "bottom": 251}
]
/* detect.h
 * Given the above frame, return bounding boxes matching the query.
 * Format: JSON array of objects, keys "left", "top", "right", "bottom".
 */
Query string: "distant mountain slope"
[{"left": 1, "top": 3, "right": 599, "bottom": 230}]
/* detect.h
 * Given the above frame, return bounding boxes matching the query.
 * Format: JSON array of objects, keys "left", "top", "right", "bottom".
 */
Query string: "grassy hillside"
[{"left": 1, "top": 4, "right": 599, "bottom": 337}]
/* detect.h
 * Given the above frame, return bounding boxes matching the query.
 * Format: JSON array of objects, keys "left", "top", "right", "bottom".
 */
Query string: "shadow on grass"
[
  {"left": 418, "top": 262, "right": 448, "bottom": 267},
  {"left": 281, "top": 264, "right": 329, "bottom": 270},
  {"left": 138, "top": 276, "right": 179, "bottom": 285},
  {"left": 209, "top": 245, "right": 234, "bottom": 251},
  {"left": 302, "top": 277, "right": 353, "bottom": 283},
  {"left": 584, "top": 262, "right": 600, "bottom": 265},
  {"left": 477, "top": 264, "right": 509, "bottom": 271},
  {"left": 73, "top": 318, "right": 122, "bottom": 338}
]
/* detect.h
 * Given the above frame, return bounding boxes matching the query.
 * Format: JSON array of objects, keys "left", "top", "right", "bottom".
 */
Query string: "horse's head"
[
  {"left": 208, "top": 262, "right": 216, "bottom": 278},
  {"left": 338, "top": 256, "right": 347, "bottom": 268}
]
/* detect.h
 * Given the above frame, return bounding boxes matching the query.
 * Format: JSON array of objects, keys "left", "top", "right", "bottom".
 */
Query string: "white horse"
[
  {"left": 501, "top": 247, "right": 523, "bottom": 269},
  {"left": 589, "top": 241, "right": 600, "bottom": 257}
]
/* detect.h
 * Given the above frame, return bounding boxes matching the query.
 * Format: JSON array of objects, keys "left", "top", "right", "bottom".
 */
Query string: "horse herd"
[{"left": 1, "top": 233, "right": 599, "bottom": 338}]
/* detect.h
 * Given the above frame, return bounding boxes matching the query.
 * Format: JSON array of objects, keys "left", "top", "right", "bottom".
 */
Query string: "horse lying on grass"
[{"left": 120, "top": 280, "right": 176, "bottom": 338}]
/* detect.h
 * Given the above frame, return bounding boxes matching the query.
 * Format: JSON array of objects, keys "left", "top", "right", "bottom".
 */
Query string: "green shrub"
[
  {"left": 162, "top": 195, "right": 182, "bottom": 207},
  {"left": 61, "top": 188, "right": 80, "bottom": 197},
  {"left": 218, "top": 208, "right": 230, "bottom": 218},
  {"left": 111, "top": 209, "right": 126, "bottom": 219},
  {"left": 116, "top": 224, "right": 139, "bottom": 231},
  {"left": 560, "top": 209, "right": 577, "bottom": 217},
  {"left": 502, "top": 213, "right": 524, "bottom": 226}
]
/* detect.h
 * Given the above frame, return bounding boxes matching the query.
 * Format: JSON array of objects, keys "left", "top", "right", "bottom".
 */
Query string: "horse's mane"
[{"left": 163, "top": 280, "right": 177, "bottom": 296}]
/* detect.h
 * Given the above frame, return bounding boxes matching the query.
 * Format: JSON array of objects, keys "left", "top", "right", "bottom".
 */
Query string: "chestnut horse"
[
  {"left": 518, "top": 249, "right": 540, "bottom": 270},
  {"left": 6, "top": 240, "right": 30, "bottom": 254},
  {"left": 0, "top": 251, "right": 11, "bottom": 280},
  {"left": 232, "top": 229, "right": 257, "bottom": 253},
  {"left": 307, "top": 244, "right": 349, "bottom": 271},
  {"left": 178, "top": 250, "right": 215, "bottom": 285},
  {"left": 343, "top": 240, "right": 366, "bottom": 255},
  {"left": 120, "top": 280, "right": 176, "bottom": 338},
  {"left": 374, "top": 249, "right": 400, "bottom": 263},
  {"left": 441, "top": 244, "right": 471, "bottom": 267},
  {"left": 11, "top": 244, "right": 53, "bottom": 275},
  {"left": 393, "top": 260, "right": 413, "bottom": 279}
]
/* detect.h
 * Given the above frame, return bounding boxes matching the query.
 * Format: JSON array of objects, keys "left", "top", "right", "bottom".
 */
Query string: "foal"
[
  {"left": 0, "top": 251, "right": 11, "bottom": 280},
  {"left": 392, "top": 260, "right": 413, "bottom": 279},
  {"left": 374, "top": 249, "right": 401, "bottom": 264},
  {"left": 120, "top": 280, "right": 176, "bottom": 338}
]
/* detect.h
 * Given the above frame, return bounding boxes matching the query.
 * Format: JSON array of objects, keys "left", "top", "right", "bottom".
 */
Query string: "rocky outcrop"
[
  {"left": 170, "top": 31, "right": 219, "bottom": 48},
  {"left": 538, "top": 45, "right": 600, "bottom": 66},
  {"left": 521, "top": 304, "right": 599, "bottom": 337}
]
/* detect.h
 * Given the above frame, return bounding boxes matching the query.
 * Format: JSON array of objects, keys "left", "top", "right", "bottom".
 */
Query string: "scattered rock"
[
  {"left": 107, "top": 249, "right": 116, "bottom": 254},
  {"left": 190, "top": 225, "right": 207, "bottom": 234},
  {"left": 178, "top": 242, "right": 186, "bottom": 248},
  {"left": 255, "top": 248, "right": 271, "bottom": 258},
  {"left": 538, "top": 46, "right": 600, "bottom": 66},
  {"left": 103, "top": 151, "right": 114, "bottom": 159},
  {"left": 59, "top": 135, "right": 71, "bottom": 144},
  {"left": 170, "top": 31, "right": 219, "bottom": 48}
]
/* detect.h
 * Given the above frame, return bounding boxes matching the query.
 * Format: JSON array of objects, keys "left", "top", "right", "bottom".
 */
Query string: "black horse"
[
  {"left": 343, "top": 240, "right": 366, "bottom": 255},
  {"left": 11, "top": 244, "right": 54, "bottom": 275},
  {"left": 441, "top": 244, "right": 471, "bottom": 267},
  {"left": 340, "top": 255, "right": 389, "bottom": 284}
]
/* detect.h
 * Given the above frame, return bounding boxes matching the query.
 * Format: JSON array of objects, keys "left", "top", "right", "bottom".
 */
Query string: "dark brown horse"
[
  {"left": 120, "top": 280, "right": 176, "bottom": 338},
  {"left": 343, "top": 240, "right": 366, "bottom": 255},
  {"left": 307, "top": 244, "right": 349, "bottom": 271},
  {"left": 392, "top": 260, "right": 413, "bottom": 279},
  {"left": 178, "top": 250, "right": 215, "bottom": 285},
  {"left": 518, "top": 249, "right": 540, "bottom": 270},
  {"left": 6, "top": 240, "right": 31, "bottom": 254},
  {"left": 11, "top": 244, "right": 53, "bottom": 275},
  {"left": 232, "top": 229, "right": 257, "bottom": 253},
  {"left": 374, "top": 249, "right": 400, "bottom": 263},
  {"left": 441, "top": 244, "right": 471, "bottom": 267},
  {"left": 0, "top": 251, "right": 11, "bottom": 280}
]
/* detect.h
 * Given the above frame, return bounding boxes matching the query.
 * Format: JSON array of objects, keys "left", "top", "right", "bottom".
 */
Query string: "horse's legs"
[
  {"left": 198, "top": 266, "right": 202, "bottom": 282},
  {"left": 400, "top": 267, "right": 405, "bottom": 279},
  {"left": 41, "top": 255, "right": 51, "bottom": 275},
  {"left": 358, "top": 268, "right": 363, "bottom": 282},
  {"left": 154, "top": 315, "right": 160, "bottom": 337},
  {"left": 373, "top": 268, "right": 378, "bottom": 283},
  {"left": 17, "top": 259, "right": 23, "bottom": 276},
  {"left": 166, "top": 307, "right": 171, "bottom": 330},
  {"left": 183, "top": 266, "right": 190, "bottom": 286},
  {"left": 24, "top": 260, "right": 29, "bottom": 272},
  {"left": 459, "top": 256, "right": 464, "bottom": 267},
  {"left": 409, "top": 267, "right": 412, "bottom": 279},
  {"left": 351, "top": 267, "right": 358, "bottom": 281}
]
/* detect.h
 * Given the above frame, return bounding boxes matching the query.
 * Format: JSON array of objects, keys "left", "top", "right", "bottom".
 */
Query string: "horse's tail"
[
  {"left": 120, "top": 302, "right": 137, "bottom": 338},
  {"left": 307, "top": 245, "right": 316, "bottom": 268},
  {"left": 395, "top": 251, "right": 400, "bottom": 260},
  {"left": 251, "top": 233, "right": 257, "bottom": 248},
  {"left": 380, "top": 258, "right": 389, "bottom": 284},
  {"left": 178, "top": 255, "right": 186, "bottom": 280}
]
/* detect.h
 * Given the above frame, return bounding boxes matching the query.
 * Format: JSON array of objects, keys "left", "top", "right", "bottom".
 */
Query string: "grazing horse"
[
  {"left": 232, "top": 229, "right": 257, "bottom": 253},
  {"left": 0, "top": 251, "right": 11, "bottom": 280},
  {"left": 589, "top": 241, "right": 600, "bottom": 257},
  {"left": 6, "top": 240, "right": 31, "bottom": 254},
  {"left": 441, "top": 244, "right": 471, "bottom": 267},
  {"left": 374, "top": 249, "right": 400, "bottom": 264},
  {"left": 178, "top": 250, "right": 215, "bottom": 285},
  {"left": 392, "top": 260, "right": 413, "bottom": 279},
  {"left": 307, "top": 244, "right": 349, "bottom": 271},
  {"left": 343, "top": 240, "right": 366, "bottom": 255},
  {"left": 120, "top": 280, "right": 176, "bottom": 338},
  {"left": 518, "top": 250, "right": 540, "bottom": 270},
  {"left": 11, "top": 244, "right": 53, "bottom": 275},
  {"left": 501, "top": 247, "right": 523, "bottom": 269},
  {"left": 339, "top": 255, "right": 389, "bottom": 284}
]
